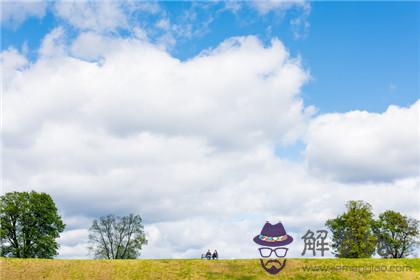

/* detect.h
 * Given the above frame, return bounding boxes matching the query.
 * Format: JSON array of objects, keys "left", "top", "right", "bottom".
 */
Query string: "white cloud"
[
  {"left": 53, "top": 1, "right": 131, "bottom": 32},
  {"left": 224, "top": 1, "right": 241, "bottom": 14},
  {"left": 1, "top": 1, "right": 47, "bottom": 27},
  {"left": 4, "top": 32, "right": 311, "bottom": 150},
  {"left": 59, "top": 243, "right": 90, "bottom": 259},
  {"left": 290, "top": 13, "right": 310, "bottom": 40},
  {"left": 38, "top": 27, "right": 67, "bottom": 58},
  {"left": 250, "top": 0, "right": 308, "bottom": 16},
  {"left": 52, "top": 1, "right": 162, "bottom": 34},
  {"left": 156, "top": 18, "right": 170, "bottom": 31},
  {"left": 305, "top": 101, "right": 420, "bottom": 182},
  {"left": 249, "top": 1, "right": 311, "bottom": 39},
  {"left": 59, "top": 229, "right": 89, "bottom": 247},
  {"left": 0, "top": 48, "right": 28, "bottom": 87},
  {"left": 2, "top": 30, "right": 419, "bottom": 259}
]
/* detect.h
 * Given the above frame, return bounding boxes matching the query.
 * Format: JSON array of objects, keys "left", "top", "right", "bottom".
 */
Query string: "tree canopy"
[
  {"left": 88, "top": 214, "right": 147, "bottom": 259},
  {"left": 374, "top": 210, "right": 419, "bottom": 258},
  {"left": 326, "top": 200, "right": 377, "bottom": 258},
  {"left": 0, "top": 191, "right": 65, "bottom": 258}
]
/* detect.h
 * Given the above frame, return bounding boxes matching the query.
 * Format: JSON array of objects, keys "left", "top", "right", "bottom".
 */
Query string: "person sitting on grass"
[
  {"left": 205, "top": 249, "right": 212, "bottom": 260},
  {"left": 212, "top": 250, "right": 218, "bottom": 260}
]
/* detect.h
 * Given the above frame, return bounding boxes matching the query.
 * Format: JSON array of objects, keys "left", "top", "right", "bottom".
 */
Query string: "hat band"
[{"left": 258, "top": 234, "right": 288, "bottom": 242}]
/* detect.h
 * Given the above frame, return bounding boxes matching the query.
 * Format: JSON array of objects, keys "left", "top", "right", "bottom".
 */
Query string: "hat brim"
[{"left": 253, "top": 235, "right": 293, "bottom": 247}]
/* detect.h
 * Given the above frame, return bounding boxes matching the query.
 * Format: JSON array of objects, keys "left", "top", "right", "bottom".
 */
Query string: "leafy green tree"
[
  {"left": 326, "top": 200, "right": 377, "bottom": 258},
  {"left": 374, "top": 210, "right": 419, "bottom": 258},
  {"left": 0, "top": 191, "right": 65, "bottom": 258},
  {"left": 88, "top": 214, "right": 147, "bottom": 259}
]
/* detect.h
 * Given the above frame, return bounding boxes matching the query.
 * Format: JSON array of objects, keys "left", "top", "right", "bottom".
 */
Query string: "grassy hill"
[{"left": 1, "top": 258, "right": 419, "bottom": 280}]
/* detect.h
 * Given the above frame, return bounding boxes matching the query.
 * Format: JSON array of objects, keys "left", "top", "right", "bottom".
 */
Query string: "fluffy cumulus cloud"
[
  {"left": 0, "top": 1, "right": 47, "bottom": 27},
  {"left": 305, "top": 102, "right": 420, "bottom": 182},
  {"left": 0, "top": 48, "right": 28, "bottom": 85},
  {"left": 2, "top": 26, "right": 419, "bottom": 258},
  {"left": 4, "top": 32, "right": 311, "bottom": 149}
]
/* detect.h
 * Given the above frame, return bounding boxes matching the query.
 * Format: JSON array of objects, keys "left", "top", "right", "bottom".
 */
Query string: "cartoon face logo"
[{"left": 253, "top": 222, "right": 293, "bottom": 275}]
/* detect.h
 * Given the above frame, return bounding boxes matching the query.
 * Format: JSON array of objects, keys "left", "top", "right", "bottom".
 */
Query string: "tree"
[
  {"left": 326, "top": 200, "right": 377, "bottom": 258},
  {"left": 88, "top": 214, "right": 147, "bottom": 259},
  {"left": 0, "top": 191, "right": 65, "bottom": 258},
  {"left": 373, "top": 210, "right": 419, "bottom": 258}
]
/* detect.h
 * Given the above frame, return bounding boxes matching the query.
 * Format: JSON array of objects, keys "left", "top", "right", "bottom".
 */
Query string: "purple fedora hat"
[{"left": 253, "top": 222, "right": 293, "bottom": 247}]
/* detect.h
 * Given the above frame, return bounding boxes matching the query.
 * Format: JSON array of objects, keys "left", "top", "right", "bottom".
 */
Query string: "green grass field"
[{"left": 1, "top": 258, "right": 419, "bottom": 280}]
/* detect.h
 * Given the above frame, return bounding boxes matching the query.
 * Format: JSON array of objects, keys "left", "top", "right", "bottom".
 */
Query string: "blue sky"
[
  {"left": 2, "top": 1, "right": 419, "bottom": 259},
  {"left": 2, "top": 2, "right": 419, "bottom": 114}
]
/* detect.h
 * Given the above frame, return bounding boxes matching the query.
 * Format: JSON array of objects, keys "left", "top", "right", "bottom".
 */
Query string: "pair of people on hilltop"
[{"left": 203, "top": 249, "right": 218, "bottom": 260}]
